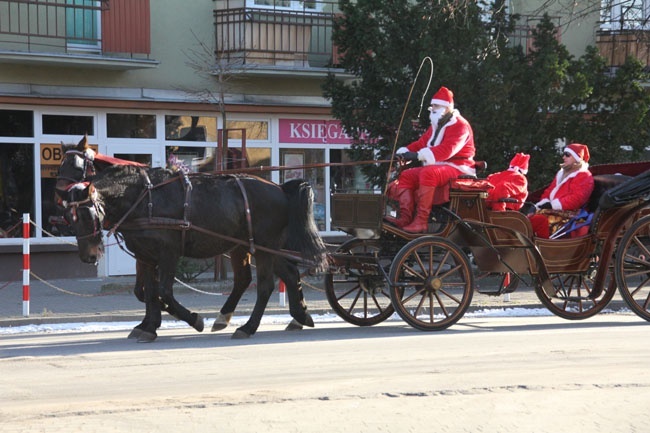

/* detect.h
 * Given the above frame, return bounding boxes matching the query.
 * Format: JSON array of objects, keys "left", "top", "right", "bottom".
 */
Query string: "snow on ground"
[{"left": 0, "top": 307, "right": 616, "bottom": 335}]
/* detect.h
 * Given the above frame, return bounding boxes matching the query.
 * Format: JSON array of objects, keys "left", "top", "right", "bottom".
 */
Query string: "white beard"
[{"left": 429, "top": 110, "right": 444, "bottom": 127}]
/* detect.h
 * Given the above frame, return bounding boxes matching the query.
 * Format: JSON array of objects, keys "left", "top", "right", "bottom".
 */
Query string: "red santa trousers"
[{"left": 397, "top": 164, "right": 464, "bottom": 190}]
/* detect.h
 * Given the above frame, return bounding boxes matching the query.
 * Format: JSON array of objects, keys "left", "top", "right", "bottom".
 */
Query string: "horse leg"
[
  {"left": 131, "top": 263, "right": 164, "bottom": 343},
  {"left": 232, "top": 253, "right": 275, "bottom": 339},
  {"left": 211, "top": 248, "right": 252, "bottom": 332},
  {"left": 156, "top": 257, "right": 204, "bottom": 334},
  {"left": 275, "top": 257, "right": 314, "bottom": 331},
  {"left": 128, "top": 261, "right": 158, "bottom": 340}
]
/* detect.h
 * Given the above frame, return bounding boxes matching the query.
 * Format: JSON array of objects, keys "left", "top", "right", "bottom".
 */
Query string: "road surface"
[{"left": 1, "top": 313, "right": 649, "bottom": 432}]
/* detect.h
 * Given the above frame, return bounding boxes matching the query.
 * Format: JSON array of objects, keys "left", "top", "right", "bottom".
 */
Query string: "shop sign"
[
  {"left": 40, "top": 143, "right": 98, "bottom": 178},
  {"left": 279, "top": 119, "right": 355, "bottom": 144}
]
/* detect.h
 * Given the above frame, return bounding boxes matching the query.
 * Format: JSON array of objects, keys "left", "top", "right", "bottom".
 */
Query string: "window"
[
  {"left": 42, "top": 114, "right": 94, "bottom": 136},
  {"left": 601, "top": 0, "right": 650, "bottom": 30},
  {"left": 250, "top": 0, "right": 319, "bottom": 11},
  {"left": 165, "top": 116, "right": 218, "bottom": 142},
  {"left": 66, "top": 0, "right": 101, "bottom": 51},
  {"left": 0, "top": 110, "right": 33, "bottom": 137},
  {"left": 225, "top": 120, "right": 269, "bottom": 140},
  {"left": 107, "top": 114, "right": 156, "bottom": 138},
  {"left": 0, "top": 144, "right": 34, "bottom": 238}
]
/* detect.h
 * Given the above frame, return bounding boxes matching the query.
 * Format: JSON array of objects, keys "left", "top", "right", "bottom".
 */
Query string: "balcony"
[
  {"left": 596, "top": 29, "right": 650, "bottom": 68},
  {"left": 214, "top": 0, "right": 342, "bottom": 77},
  {"left": 0, "top": 0, "right": 158, "bottom": 70}
]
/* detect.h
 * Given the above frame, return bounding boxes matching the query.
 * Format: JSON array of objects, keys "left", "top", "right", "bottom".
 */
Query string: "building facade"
[{"left": 0, "top": 0, "right": 364, "bottom": 279}]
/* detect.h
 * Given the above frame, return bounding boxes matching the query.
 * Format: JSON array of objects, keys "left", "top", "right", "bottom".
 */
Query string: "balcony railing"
[
  {"left": 0, "top": 0, "right": 154, "bottom": 67},
  {"left": 596, "top": 29, "right": 650, "bottom": 68},
  {"left": 214, "top": 0, "right": 340, "bottom": 71}
]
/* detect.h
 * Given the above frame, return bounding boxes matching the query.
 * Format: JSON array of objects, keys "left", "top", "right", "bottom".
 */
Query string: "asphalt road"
[{"left": 1, "top": 313, "right": 649, "bottom": 433}]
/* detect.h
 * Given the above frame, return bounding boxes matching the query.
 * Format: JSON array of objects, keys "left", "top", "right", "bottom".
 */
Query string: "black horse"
[{"left": 60, "top": 163, "right": 327, "bottom": 341}]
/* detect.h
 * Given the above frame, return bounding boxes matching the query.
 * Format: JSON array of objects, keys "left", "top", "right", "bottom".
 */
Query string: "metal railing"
[
  {"left": 214, "top": 0, "right": 340, "bottom": 69},
  {"left": 0, "top": 0, "right": 149, "bottom": 59}
]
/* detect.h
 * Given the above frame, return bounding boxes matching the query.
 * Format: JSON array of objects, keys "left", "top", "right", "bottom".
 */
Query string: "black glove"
[
  {"left": 396, "top": 151, "right": 419, "bottom": 162},
  {"left": 537, "top": 202, "right": 552, "bottom": 210}
]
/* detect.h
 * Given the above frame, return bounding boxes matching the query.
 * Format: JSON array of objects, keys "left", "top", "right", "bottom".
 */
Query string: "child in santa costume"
[
  {"left": 485, "top": 153, "right": 530, "bottom": 211},
  {"left": 385, "top": 86, "right": 476, "bottom": 233},
  {"left": 528, "top": 143, "right": 594, "bottom": 238}
]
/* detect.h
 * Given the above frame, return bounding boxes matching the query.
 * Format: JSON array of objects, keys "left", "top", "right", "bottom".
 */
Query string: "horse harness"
[{"left": 66, "top": 169, "right": 305, "bottom": 263}]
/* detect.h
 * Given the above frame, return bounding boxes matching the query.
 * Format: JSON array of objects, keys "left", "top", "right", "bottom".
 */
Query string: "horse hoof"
[
  {"left": 192, "top": 313, "right": 204, "bottom": 333},
  {"left": 127, "top": 328, "right": 143, "bottom": 339},
  {"left": 285, "top": 319, "right": 303, "bottom": 331},
  {"left": 231, "top": 329, "right": 251, "bottom": 339},
  {"left": 137, "top": 331, "right": 157, "bottom": 343},
  {"left": 303, "top": 313, "right": 315, "bottom": 328},
  {"left": 211, "top": 312, "right": 232, "bottom": 332}
]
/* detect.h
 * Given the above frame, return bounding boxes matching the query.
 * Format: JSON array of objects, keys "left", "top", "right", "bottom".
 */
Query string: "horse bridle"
[
  {"left": 60, "top": 178, "right": 106, "bottom": 240},
  {"left": 56, "top": 149, "right": 97, "bottom": 186}
]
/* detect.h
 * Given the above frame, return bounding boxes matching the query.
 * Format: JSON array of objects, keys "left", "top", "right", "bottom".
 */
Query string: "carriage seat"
[{"left": 585, "top": 174, "right": 632, "bottom": 213}]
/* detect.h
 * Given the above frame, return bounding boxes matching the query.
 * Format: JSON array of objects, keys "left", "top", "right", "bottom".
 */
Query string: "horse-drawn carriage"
[
  {"left": 57, "top": 136, "right": 650, "bottom": 338},
  {"left": 325, "top": 159, "right": 650, "bottom": 331}
]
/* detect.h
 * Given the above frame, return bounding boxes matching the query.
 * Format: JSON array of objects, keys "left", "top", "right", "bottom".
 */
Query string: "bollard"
[
  {"left": 279, "top": 280, "right": 286, "bottom": 307},
  {"left": 22, "top": 213, "right": 30, "bottom": 317}
]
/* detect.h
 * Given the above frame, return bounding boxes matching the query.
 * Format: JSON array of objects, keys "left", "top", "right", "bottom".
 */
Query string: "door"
[{"left": 103, "top": 145, "right": 163, "bottom": 276}]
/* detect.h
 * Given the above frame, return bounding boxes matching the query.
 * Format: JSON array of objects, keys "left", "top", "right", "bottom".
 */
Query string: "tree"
[{"left": 323, "top": 1, "right": 650, "bottom": 191}]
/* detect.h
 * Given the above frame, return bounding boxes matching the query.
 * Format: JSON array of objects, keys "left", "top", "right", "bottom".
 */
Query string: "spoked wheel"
[
  {"left": 615, "top": 215, "right": 650, "bottom": 321},
  {"left": 388, "top": 236, "right": 474, "bottom": 331},
  {"left": 535, "top": 266, "right": 616, "bottom": 320},
  {"left": 325, "top": 238, "right": 395, "bottom": 326}
]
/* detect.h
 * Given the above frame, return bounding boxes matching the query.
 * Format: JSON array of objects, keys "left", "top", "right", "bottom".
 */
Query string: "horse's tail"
[{"left": 281, "top": 179, "right": 328, "bottom": 273}]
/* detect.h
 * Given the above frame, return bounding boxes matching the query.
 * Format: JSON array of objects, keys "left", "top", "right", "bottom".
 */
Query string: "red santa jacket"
[
  {"left": 537, "top": 167, "right": 594, "bottom": 211},
  {"left": 486, "top": 169, "right": 528, "bottom": 211},
  {"left": 402, "top": 110, "right": 476, "bottom": 177}
]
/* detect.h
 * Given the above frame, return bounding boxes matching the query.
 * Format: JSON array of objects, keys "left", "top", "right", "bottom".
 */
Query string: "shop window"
[
  {"left": 0, "top": 144, "right": 34, "bottom": 238},
  {"left": 42, "top": 114, "right": 94, "bottom": 136},
  {"left": 166, "top": 145, "right": 271, "bottom": 180},
  {"left": 0, "top": 110, "right": 33, "bottom": 137},
  {"left": 225, "top": 121, "right": 269, "bottom": 140},
  {"left": 330, "top": 149, "right": 369, "bottom": 191},
  {"left": 280, "top": 148, "right": 325, "bottom": 230},
  {"left": 165, "top": 115, "right": 218, "bottom": 142},
  {"left": 107, "top": 114, "right": 156, "bottom": 138}
]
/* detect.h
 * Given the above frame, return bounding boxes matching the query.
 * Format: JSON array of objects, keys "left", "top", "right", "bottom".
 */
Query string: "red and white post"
[
  {"left": 278, "top": 280, "right": 286, "bottom": 307},
  {"left": 22, "top": 213, "right": 30, "bottom": 317}
]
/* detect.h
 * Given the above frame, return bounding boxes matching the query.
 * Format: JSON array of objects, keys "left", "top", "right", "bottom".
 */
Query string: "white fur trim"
[
  {"left": 430, "top": 98, "right": 451, "bottom": 107},
  {"left": 551, "top": 198, "right": 562, "bottom": 210},
  {"left": 396, "top": 147, "right": 408, "bottom": 154},
  {"left": 418, "top": 148, "right": 435, "bottom": 165}
]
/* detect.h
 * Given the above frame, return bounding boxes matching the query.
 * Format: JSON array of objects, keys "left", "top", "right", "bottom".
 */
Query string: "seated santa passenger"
[
  {"left": 485, "top": 153, "right": 530, "bottom": 211},
  {"left": 529, "top": 143, "right": 594, "bottom": 239}
]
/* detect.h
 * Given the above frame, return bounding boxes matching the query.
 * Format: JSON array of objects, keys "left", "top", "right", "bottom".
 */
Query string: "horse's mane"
[{"left": 93, "top": 165, "right": 175, "bottom": 191}]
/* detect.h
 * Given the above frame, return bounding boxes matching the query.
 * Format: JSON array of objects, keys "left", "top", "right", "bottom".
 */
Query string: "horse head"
[
  {"left": 56, "top": 135, "right": 97, "bottom": 201},
  {"left": 62, "top": 182, "right": 105, "bottom": 265}
]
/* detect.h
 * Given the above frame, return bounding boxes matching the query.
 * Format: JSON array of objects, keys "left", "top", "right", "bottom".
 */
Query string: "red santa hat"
[
  {"left": 508, "top": 153, "right": 530, "bottom": 174},
  {"left": 430, "top": 86, "right": 454, "bottom": 107},
  {"left": 564, "top": 143, "right": 590, "bottom": 163}
]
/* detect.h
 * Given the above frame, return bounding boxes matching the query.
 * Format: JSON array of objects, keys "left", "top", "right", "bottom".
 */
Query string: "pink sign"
[{"left": 279, "top": 119, "right": 353, "bottom": 144}]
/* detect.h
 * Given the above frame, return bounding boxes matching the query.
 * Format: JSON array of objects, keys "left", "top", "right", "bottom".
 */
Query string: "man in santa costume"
[
  {"left": 385, "top": 86, "right": 476, "bottom": 233},
  {"left": 529, "top": 143, "right": 594, "bottom": 238},
  {"left": 486, "top": 153, "right": 530, "bottom": 211}
]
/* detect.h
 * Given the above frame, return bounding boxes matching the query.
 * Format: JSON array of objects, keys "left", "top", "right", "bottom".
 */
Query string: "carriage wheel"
[
  {"left": 325, "top": 238, "right": 394, "bottom": 326},
  {"left": 534, "top": 266, "right": 616, "bottom": 320},
  {"left": 615, "top": 215, "right": 650, "bottom": 321},
  {"left": 388, "top": 236, "right": 474, "bottom": 331}
]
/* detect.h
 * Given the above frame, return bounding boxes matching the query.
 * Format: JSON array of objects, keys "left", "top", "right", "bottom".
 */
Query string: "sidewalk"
[{"left": 0, "top": 273, "right": 629, "bottom": 328}]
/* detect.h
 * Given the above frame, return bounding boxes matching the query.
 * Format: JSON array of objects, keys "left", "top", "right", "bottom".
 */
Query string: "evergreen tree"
[{"left": 323, "top": 1, "right": 650, "bottom": 190}]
